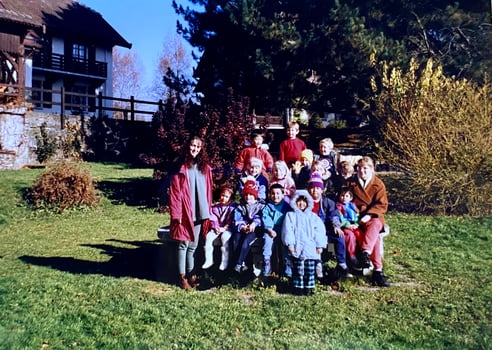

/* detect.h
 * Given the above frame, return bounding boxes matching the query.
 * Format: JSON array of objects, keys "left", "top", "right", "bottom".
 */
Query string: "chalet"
[{"left": 0, "top": 0, "right": 131, "bottom": 114}]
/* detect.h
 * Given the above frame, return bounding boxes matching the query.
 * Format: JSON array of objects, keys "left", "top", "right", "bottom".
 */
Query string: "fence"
[
  {"left": 0, "top": 83, "right": 284, "bottom": 128},
  {"left": 0, "top": 83, "right": 163, "bottom": 128}
]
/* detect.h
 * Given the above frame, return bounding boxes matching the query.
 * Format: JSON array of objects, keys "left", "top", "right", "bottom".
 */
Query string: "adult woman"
[{"left": 169, "top": 136, "right": 213, "bottom": 289}]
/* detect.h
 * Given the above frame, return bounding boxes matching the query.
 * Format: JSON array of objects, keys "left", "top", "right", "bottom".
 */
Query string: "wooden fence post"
[
  {"left": 130, "top": 95, "right": 135, "bottom": 121},
  {"left": 60, "top": 86, "right": 65, "bottom": 129},
  {"left": 98, "top": 92, "right": 103, "bottom": 118}
]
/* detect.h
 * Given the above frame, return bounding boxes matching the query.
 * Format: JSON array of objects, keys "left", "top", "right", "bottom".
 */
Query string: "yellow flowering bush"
[{"left": 370, "top": 59, "right": 491, "bottom": 216}]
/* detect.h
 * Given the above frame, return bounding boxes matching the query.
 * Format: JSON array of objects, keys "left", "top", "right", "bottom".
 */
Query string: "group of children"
[{"left": 197, "top": 121, "right": 390, "bottom": 296}]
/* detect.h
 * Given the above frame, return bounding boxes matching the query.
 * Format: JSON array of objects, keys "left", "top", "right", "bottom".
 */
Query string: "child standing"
[
  {"left": 282, "top": 190, "right": 327, "bottom": 296},
  {"left": 269, "top": 160, "right": 296, "bottom": 201},
  {"left": 202, "top": 186, "right": 237, "bottom": 271},
  {"left": 238, "top": 157, "right": 269, "bottom": 202},
  {"left": 315, "top": 138, "right": 338, "bottom": 178},
  {"left": 279, "top": 121, "right": 307, "bottom": 167},
  {"left": 261, "top": 183, "right": 292, "bottom": 276},
  {"left": 232, "top": 180, "right": 264, "bottom": 273},
  {"left": 235, "top": 131, "right": 274, "bottom": 176}
]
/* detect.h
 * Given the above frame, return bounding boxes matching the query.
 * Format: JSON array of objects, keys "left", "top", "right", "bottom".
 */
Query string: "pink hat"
[{"left": 308, "top": 171, "right": 324, "bottom": 189}]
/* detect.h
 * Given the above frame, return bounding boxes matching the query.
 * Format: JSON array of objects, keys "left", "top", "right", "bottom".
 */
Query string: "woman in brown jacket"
[{"left": 343, "top": 156, "right": 390, "bottom": 287}]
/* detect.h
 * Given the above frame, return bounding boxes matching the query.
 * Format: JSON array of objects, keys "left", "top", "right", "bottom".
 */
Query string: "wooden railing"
[
  {"left": 0, "top": 83, "right": 162, "bottom": 128},
  {"left": 33, "top": 52, "right": 107, "bottom": 77},
  {"left": 0, "top": 83, "right": 284, "bottom": 128}
]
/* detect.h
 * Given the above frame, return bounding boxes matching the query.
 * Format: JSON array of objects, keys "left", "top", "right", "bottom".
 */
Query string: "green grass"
[{"left": 0, "top": 162, "right": 490, "bottom": 349}]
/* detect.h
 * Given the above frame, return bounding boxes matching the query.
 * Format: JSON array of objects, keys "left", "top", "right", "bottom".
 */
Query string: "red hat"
[
  {"left": 308, "top": 171, "right": 324, "bottom": 189},
  {"left": 242, "top": 180, "right": 258, "bottom": 199}
]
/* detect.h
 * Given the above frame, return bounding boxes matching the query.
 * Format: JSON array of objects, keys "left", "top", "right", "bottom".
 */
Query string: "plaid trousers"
[{"left": 291, "top": 257, "right": 316, "bottom": 289}]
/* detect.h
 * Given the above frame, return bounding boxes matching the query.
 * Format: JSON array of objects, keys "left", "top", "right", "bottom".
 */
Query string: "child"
[
  {"left": 279, "top": 121, "right": 307, "bottom": 167},
  {"left": 235, "top": 131, "right": 274, "bottom": 175},
  {"left": 282, "top": 190, "right": 327, "bottom": 296},
  {"left": 202, "top": 186, "right": 237, "bottom": 271},
  {"left": 232, "top": 180, "right": 264, "bottom": 273},
  {"left": 261, "top": 183, "right": 292, "bottom": 276},
  {"left": 315, "top": 138, "right": 338, "bottom": 178},
  {"left": 336, "top": 189, "right": 360, "bottom": 268},
  {"left": 269, "top": 160, "right": 296, "bottom": 201},
  {"left": 311, "top": 159, "right": 336, "bottom": 199},
  {"left": 308, "top": 172, "right": 348, "bottom": 280},
  {"left": 238, "top": 157, "right": 269, "bottom": 202},
  {"left": 291, "top": 149, "right": 314, "bottom": 189}
]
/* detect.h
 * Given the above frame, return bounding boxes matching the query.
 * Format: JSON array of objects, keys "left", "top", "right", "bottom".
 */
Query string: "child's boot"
[
  {"left": 202, "top": 244, "right": 214, "bottom": 269},
  {"left": 219, "top": 245, "right": 229, "bottom": 271}
]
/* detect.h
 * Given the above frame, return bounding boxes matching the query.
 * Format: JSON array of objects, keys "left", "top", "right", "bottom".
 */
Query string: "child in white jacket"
[{"left": 282, "top": 190, "right": 327, "bottom": 296}]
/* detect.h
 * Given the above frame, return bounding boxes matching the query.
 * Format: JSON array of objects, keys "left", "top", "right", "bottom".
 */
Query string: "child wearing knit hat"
[
  {"left": 232, "top": 180, "right": 265, "bottom": 273},
  {"left": 308, "top": 171, "right": 349, "bottom": 281},
  {"left": 291, "top": 149, "right": 314, "bottom": 189}
]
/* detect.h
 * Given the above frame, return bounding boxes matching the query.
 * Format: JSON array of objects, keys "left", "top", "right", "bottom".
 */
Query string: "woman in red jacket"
[{"left": 169, "top": 136, "right": 213, "bottom": 289}]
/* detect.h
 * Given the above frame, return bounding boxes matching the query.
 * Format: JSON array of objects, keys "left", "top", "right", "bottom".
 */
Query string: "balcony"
[{"left": 32, "top": 52, "right": 107, "bottom": 78}]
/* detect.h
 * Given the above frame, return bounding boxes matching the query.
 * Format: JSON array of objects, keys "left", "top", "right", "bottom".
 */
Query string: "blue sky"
[{"left": 79, "top": 0, "right": 186, "bottom": 98}]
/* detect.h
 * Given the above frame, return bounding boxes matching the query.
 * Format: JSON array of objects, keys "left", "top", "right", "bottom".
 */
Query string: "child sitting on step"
[{"left": 202, "top": 185, "right": 237, "bottom": 271}]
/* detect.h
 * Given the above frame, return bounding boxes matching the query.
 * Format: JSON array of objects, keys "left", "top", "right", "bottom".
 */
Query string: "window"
[
  {"left": 31, "top": 79, "right": 52, "bottom": 109},
  {"left": 72, "top": 43, "right": 87, "bottom": 62}
]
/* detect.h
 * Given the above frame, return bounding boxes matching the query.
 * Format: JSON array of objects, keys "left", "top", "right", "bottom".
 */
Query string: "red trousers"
[{"left": 343, "top": 218, "right": 383, "bottom": 270}]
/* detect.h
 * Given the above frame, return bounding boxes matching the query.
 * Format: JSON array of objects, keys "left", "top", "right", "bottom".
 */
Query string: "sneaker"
[
  {"left": 262, "top": 259, "right": 271, "bottom": 276},
  {"left": 234, "top": 264, "right": 242, "bottom": 273},
  {"left": 371, "top": 271, "right": 390, "bottom": 287},
  {"left": 315, "top": 262, "right": 324, "bottom": 279},
  {"left": 360, "top": 252, "right": 371, "bottom": 269}
]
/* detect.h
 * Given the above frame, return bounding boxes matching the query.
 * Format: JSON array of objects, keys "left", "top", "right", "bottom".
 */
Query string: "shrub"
[
  {"left": 34, "top": 122, "right": 58, "bottom": 164},
  {"left": 26, "top": 162, "right": 99, "bottom": 213},
  {"left": 368, "top": 58, "right": 492, "bottom": 216}
]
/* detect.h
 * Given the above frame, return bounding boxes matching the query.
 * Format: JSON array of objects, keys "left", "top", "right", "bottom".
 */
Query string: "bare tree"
[
  {"left": 150, "top": 34, "right": 194, "bottom": 101},
  {"left": 112, "top": 48, "right": 144, "bottom": 118}
]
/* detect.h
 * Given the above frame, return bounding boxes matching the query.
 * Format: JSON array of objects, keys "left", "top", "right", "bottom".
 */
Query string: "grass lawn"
[{"left": 0, "top": 162, "right": 490, "bottom": 349}]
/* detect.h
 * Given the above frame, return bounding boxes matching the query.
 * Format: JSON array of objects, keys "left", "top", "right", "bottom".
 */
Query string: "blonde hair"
[
  {"left": 249, "top": 157, "right": 263, "bottom": 167},
  {"left": 357, "top": 156, "right": 375, "bottom": 168},
  {"left": 273, "top": 160, "right": 291, "bottom": 180},
  {"left": 319, "top": 138, "right": 334, "bottom": 149}
]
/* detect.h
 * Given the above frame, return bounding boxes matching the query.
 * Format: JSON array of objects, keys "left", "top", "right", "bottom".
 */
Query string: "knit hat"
[
  {"left": 242, "top": 180, "right": 258, "bottom": 199},
  {"left": 308, "top": 171, "right": 324, "bottom": 189},
  {"left": 300, "top": 149, "right": 314, "bottom": 164}
]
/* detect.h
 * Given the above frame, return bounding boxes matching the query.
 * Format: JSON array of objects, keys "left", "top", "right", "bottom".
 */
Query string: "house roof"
[{"left": 0, "top": 0, "right": 132, "bottom": 49}]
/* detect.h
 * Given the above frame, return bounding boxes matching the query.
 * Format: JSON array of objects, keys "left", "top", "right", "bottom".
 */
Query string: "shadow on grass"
[
  {"left": 19, "top": 239, "right": 178, "bottom": 284},
  {"left": 96, "top": 177, "right": 158, "bottom": 208}
]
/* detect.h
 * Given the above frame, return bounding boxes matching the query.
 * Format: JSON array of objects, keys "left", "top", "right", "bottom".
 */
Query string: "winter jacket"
[
  {"left": 313, "top": 196, "right": 342, "bottom": 231},
  {"left": 344, "top": 175, "right": 388, "bottom": 227},
  {"left": 169, "top": 163, "right": 213, "bottom": 242},
  {"left": 210, "top": 202, "right": 237, "bottom": 231},
  {"left": 235, "top": 146, "right": 274, "bottom": 174},
  {"left": 337, "top": 202, "right": 359, "bottom": 228},
  {"left": 234, "top": 200, "right": 264, "bottom": 233},
  {"left": 262, "top": 200, "right": 291, "bottom": 234},
  {"left": 282, "top": 190, "right": 327, "bottom": 260}
]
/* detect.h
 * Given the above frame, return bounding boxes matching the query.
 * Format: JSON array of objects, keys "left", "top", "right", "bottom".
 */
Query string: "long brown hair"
[{"left": 183, "top": 136, "right": 209, "bottom": 172}]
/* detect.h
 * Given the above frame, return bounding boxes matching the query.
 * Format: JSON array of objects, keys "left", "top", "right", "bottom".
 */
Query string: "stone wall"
[
  {"left": 0, "top": 105, "right": 155, "bottom": 170},
  {"left": 0, "top": 105, "right": 80, "bottom": 170}
]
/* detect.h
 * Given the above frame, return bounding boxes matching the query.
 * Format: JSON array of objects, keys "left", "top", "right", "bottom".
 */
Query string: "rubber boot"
[
  {"left": 219, "top": 245, "right": 229, "bottom": 271},
  {"left": 180, "top": 274, "right": 191, "bottom": 290},
  {"left": 202, "top": 244, "right": 214, "bottom": 269}
]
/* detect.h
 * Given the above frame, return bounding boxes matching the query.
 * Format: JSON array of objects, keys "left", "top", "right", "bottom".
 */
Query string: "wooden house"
[{"left": 0, "top": 0, "right": 131, "bottom": 114}]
